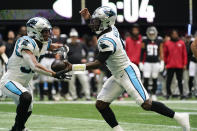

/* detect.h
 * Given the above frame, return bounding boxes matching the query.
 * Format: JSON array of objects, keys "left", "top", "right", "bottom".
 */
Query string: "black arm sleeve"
[{"left": 96, "top": 51, "right": 112, "bottom": 63}]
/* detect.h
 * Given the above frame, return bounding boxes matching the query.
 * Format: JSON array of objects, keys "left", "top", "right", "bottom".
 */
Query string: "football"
[{"left": 51, "top": 59, "right": 66, "bottom": 72}]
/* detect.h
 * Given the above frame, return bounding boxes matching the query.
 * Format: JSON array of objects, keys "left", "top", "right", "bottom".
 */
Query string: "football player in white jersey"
[
  {"left": 63, "top": 6, "right": 190, "bottom": 131},
  {"left": 0, "top": 17, "right": 70, "bottom": 131}
]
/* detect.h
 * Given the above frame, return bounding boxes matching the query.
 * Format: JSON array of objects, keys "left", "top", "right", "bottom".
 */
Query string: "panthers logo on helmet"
[
  {"left": 104, "top": 10, "right": 115, "bottom": 17},
  {"left": 26, "top": 19, "right": 37, "bottom": 28}
]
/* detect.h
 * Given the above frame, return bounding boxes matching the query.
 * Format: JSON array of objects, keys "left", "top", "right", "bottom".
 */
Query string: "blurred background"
[{"left": 0, "top": 0, "right": 197, "bottom": 101}]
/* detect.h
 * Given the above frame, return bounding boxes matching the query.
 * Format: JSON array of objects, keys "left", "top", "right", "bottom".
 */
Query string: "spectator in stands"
[
  {"left": 16, "top": 26, "right": 27, "bottom": 39},
  {"left": 164, "top": 29, "right": 187, "bottom": 99},
  {"left": 5, "top": 30, "right": 16, "bottom": 58},
  {"left": 67, "top": 28, "right": 91, "bottom": 100},
  {"left": 52, "top": 26, "right": 67, "bottom": 44},
  {"left": 125, "top": 24, "right": 142, "bottom": 66},
  {"left": 51, "top": 26, "right": 68, "bottom": 100}
]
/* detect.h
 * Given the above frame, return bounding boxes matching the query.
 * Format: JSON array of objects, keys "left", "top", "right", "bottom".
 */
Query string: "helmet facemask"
[
  {"left": 89, "top": 18, "right": 102, "bottom": 34},
  {"left": 146, "top": 27, "right": 158, "bottom": 41},
  {"left": 40, "top": 28, "right": 52, "bottom": 44}
]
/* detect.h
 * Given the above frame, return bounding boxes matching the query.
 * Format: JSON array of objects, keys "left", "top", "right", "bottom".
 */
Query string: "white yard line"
[
  {"left": 1, "top": 100, "right": 197, "bottom": 105},
  {"left": 0, "top": 112, "right": 197, "bottom": 130},
  {"left": 30, "top": 127, "right": 90, "bottom": 130},
  {"left": 0, "top": 128, "right": 8, "bottom": 130}
]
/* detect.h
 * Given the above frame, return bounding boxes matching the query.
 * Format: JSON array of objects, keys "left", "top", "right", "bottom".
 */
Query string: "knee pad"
[
  {"left": 95, "top": 100, "right": 109, "bottom": 111},
  {"left": 20, "top": 92, "right": 32, "bottom": 105}
]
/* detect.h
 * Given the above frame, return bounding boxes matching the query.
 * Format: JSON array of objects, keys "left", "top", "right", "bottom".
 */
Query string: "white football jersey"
[
  {"left": 1, "top": 36, "right": 51, "bottom": 87},
  {"left": 97, "top": 26, "right": 131, "bottom": 75}
]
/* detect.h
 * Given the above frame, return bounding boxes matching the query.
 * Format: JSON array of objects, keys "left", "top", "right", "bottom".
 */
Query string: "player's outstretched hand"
[
  {"left": 53, "top": 70, "right": 72, "bottom": 80},
  {"left": 79, "top": 8, "right": 91, "bottom": 20}
]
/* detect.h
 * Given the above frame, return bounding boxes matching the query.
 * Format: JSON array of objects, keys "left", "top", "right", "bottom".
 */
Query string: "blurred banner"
[{"left": 0, "top": 0, "right": 193, "bottom": 26}]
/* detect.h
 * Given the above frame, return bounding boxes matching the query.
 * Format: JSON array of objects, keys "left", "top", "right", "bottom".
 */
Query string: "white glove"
[
  {"left": 159, "top": 60, "right": 164, "bottom": 72},
  {"left": 139, "top": 62, "right": 144, "bottom": 71}
]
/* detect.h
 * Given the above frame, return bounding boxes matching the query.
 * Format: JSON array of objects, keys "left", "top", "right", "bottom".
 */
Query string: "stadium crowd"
[{"left": 0, "top": 24, "right": 196, "bottom": 101}]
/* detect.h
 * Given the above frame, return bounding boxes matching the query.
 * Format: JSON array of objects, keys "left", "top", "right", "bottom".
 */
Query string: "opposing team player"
[
  {"left": 139, "top": 26, "right": 164, "bottom": 100},
  {"left": 63, "top": 6, "right": 190, "bottom": 131},
  {"left": 0, "top": 17, "right": 70, "bottom": 131}
]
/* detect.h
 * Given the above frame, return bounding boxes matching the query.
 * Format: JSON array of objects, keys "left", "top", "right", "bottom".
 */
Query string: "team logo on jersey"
[
  {"left": 99, "top": 40, "right": 109, "bottom": 49},
  {"left": 21, "top": 40, "right": 29, "bottom": 46},
  {"left": 100, "top": 43, "right": 109, "bottom": 49}
]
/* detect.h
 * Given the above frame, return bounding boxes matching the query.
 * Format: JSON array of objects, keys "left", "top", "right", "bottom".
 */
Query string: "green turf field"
[{"left": 0, "top": 101, "right": 197, "bottom": 131}]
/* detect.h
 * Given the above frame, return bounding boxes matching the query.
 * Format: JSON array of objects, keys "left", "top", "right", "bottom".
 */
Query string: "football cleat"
[{"left": 174, "top": 112, "right": 190, "bottom": 131}]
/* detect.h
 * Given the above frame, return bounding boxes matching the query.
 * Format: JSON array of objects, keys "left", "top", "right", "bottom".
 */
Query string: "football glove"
[{"left": 53, "top": 70, "right": 72, "bottom": 80}]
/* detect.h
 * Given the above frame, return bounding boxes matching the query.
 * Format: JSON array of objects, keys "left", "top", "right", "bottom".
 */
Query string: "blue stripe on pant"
[
  {"left": 125, "top": 65, "right": 146, "bottom": 101},
  {"left": 5, "top": 81, "right": 22, "bottom": 96}
]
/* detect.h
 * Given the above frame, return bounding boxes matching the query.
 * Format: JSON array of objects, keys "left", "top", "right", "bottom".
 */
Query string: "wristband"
[{"left": 72, "top": 64, "right": 86, "bottom": 71}]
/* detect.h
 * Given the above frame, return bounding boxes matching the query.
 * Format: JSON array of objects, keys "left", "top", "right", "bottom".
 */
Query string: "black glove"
[{"left": 53, "top": 70, "right": 72, "bottom": 80}]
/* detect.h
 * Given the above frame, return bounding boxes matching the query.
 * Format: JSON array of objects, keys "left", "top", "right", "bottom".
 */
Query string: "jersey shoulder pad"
[
  {"left": 98, "top": 37, "right": 116, "bottom": 53},
  {"left": 17, "top": 36, "right": 37, "bottom": 55}
]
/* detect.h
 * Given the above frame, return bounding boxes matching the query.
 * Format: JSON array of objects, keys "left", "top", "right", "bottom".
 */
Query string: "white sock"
[
  {"left": 173, "top": 112, "right": 190, "bottom": 131},
  {"left": 173, "top": 112, "right": 179, "bottom": 120},
  {"left": 173, "top": 112, "right": 182, "bottom": 121},
  {"left": 113, "top": 125, "right": 124, "bottom": 131}
]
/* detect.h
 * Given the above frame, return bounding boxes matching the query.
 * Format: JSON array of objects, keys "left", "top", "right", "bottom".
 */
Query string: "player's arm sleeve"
[
  {"left": 71, "top": 51, "right": 111, "bottom": 71},
  {"left": 21, "top": 50, "right": 54, "bottom": 76},
  {"left": 83, "top": 51, "right": 112, "bottom": 70},
  {"left": 96, "top": 51, "right": 112, "bottom": 63}
]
